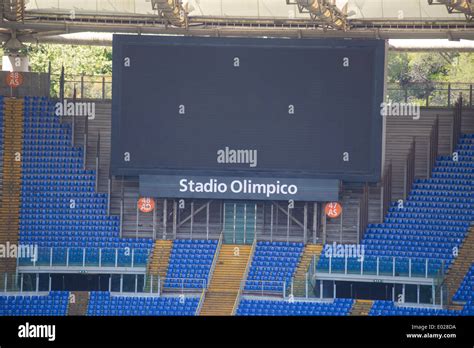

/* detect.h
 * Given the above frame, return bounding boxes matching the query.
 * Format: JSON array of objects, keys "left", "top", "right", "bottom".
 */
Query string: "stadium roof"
[{"left": 24, "top": 0, "right": 468, "bottom": 21}]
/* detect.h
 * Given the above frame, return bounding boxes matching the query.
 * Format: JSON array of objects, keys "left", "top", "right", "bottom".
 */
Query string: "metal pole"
[
  {"left": 206, "top": 202, "right": 210, "bottom": 240},
  {"left": 120, "top": 199, "right": 123, "bottom": 238},
  {"left": 303, "top": 203, "right": 307, "bottom": 243},
  {"left": 470, "top": 84, "right": 472, "bottom": 108},
  {"left": 313, "top": 202, "right": 318, "bottom": 243},
  {"left": 107, "top": 177, "right": 111, "bottom": 215},
  {"left": 233, "top": 204, "right": 236, "bottom": 244},
  {"left": 136, "top": 198, "right": 139, "bottom": 238},
  {"left": 305, "top": 272, "right": 308, "bottom": 298},
  {"left": 270, "top": 204, "right": 274, "bottom": 242},
  {"left": 340, "top": 210, "right": 343, "bottom": 243},
  {"left": 173, "top": 200, "right": 177, "bottom": 239},
  {"left": 322, "top": 208, "right": 327, "bottom": 244},
  {"left": 254, "top": 204, "right": 257, "bottom": 241},
  {"left": 356, "top": 205, "right": 360, "bottom": 242},
  {"left": 95, "top": 132, "right": 100, "bottom": 192},
  {"left": 447, "top": 83, "right": 451, "bottom": 107},
  {"left": 190, "top": 201, "right": 194, "bottom": 239},
  {"left": 153, "top": 201, "right": 157, "bottom": 240},
  {"left": 72, "top": 86, "right": 76, "bottom": 147},
  {"left": 287, "top": 205, "right": 290, "bottom": 243},
  {"left": 243, "top": 204, "right": 247, "bottom": 244},
  {"left": 163, "top": 199, "right": 167, "bottom": 239}
]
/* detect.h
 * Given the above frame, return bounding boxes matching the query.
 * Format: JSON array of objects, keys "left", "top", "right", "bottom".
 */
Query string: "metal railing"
[
  {"left": 17, "top": 247, "right": 151, "bottom": 269},
  {"left": 162, "top": 278, "right": 207, "bottom": 292},
  {"left": 0, "top": 273, "right": 45, "bottom": 293},
  {"left": 232, "top": 236, "right": 257, "bottom": 315},
  {"left": 241, "top": 279, "right": 287, "bottom": 297},
  {"left": 316, "top": 255, "right": 445, "bottom": 279},
  {"left": 195, "top": 287, "right": 206, "bottom": 315},
  {"left": 207, "top": 232, "right": 223, "bottom": 288},
  {"left": 52, "top": 73, "right": 112, "bottom": 100},
  {"left": 387, "top": 82, "right": 473, "bottom": 108}
]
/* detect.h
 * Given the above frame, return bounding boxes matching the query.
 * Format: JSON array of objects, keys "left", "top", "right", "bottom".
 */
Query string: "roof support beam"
[
  {"left": 286, "top": 0, "right": 348, "bottom": 30},
  {"left": 429, "top": 0, "right": 473, "bottom": 21}
]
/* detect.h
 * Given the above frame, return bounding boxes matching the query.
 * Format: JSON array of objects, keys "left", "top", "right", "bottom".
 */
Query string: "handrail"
[
  {"left": 387, "top": 82, "right": 472, "bottom": 108},
  {"left": 207, "top": 232, "right": 223, "bottom": 288},
  {"left": 231, "top": 236, "right": 257, "bottom": 315},
  {"left": 195, "top": 286, "right": 206, "bottom": 316}
]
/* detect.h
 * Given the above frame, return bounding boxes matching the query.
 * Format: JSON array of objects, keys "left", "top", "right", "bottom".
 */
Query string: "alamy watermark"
[
  {"left": 55, "top": 99, "right": 95, "bottom": 120},
  {"left": 323, "top": 242, "right": 365, "bottom": 262},
  {"left": 0, "top": 242, "right": 38, "bottom": 262},
  {"left": 380, "top": 99, "right": 420, "bottom": 120},
  {"left": 217, "top": 146, "right": 258, "bottom": 168},
  {"left": 18, "top": 322, "right": 55, "bottom": 341}
]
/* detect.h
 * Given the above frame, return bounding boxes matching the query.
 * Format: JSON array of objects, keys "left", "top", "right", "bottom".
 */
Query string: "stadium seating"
[
  {"left": 17, "top": 96, "right": 153, "bottom": 265},
  {"left": 318, "top": 133, "right": 474, "bottom": 275},
  {"left": 461, "top": 298, "right": 474, "bottom": 315},
  {"left": 245, "top": 241, "right": 304, "bottom": 292},
  {"left": 369, "top": 300, "right": 462, "bottom": 316},
  {"left": 0, "top": 291, "right": 69, "bottom": 316},
  {"left": 453, "top": 263, "right": 474, "bottom": 302},
  {"left": 87, "top": 291, "right": 199, "bottom": 316},
  {"left": 164, "top": 239, "right": 218, "bottom": 289},
  {"left": 237, "top": 298, "right": 353, "bottom": 316}
]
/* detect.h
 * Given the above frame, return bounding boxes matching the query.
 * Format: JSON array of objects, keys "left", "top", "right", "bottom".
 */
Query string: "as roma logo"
[
  {"left": 138, "top": 197, "right": 155, "bottom": 213},
  {"left": 325, "top": 202, "right": 342, "bottom": 218},
  {"left": 6, "top": 72, "right": 23, "bottom": 88}
]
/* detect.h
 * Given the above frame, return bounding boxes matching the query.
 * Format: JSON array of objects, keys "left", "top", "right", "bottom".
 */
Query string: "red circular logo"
[
  {"left": 6, "top": 72, "right": 23, "bottom": 88},
  {"left": 138, "top": 197, "right": 155, "bottom": 213},
  {"left": 325, "top": 202, "right": 342, "bottom": 218}
]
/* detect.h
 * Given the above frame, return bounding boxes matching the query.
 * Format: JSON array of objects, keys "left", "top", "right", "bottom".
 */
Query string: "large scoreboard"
[{"left": 111, "top": 35, "right": 386, "bottom": 199}]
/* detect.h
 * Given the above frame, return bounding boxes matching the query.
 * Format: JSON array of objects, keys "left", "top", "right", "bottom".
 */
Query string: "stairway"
[
  {"left": 147, "top": 240, "right": 173, "bottom": 278},
  {"left": 67, "top": 291, "right": 90, "bottom": 316},
  {"left": 199, "top": 244, "right": 252, "bottom": 316},
  {"left": 444, "top": 227, "right": 474, "bottom": 303},
  {"left": 350, "top": 300, "right": 374, "bottom": 316},
  {"left": 292, "top": 244, "right": 323, "bottom": 297},
  {"left": 143, "top": 240, "right": 172, "bottom": 292},
  {"left": 0, "top": 98, "right": 23, "bottom": 276}
]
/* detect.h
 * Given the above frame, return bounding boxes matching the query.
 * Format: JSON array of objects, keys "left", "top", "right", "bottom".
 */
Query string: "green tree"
[{"left": 26, "top": 43, "right": 112, "bottom": 97}]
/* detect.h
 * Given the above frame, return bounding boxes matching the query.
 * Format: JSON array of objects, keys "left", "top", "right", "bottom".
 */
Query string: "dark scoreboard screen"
[{"left": 111, "top": 35, "right": 385, "bottom": 182}]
